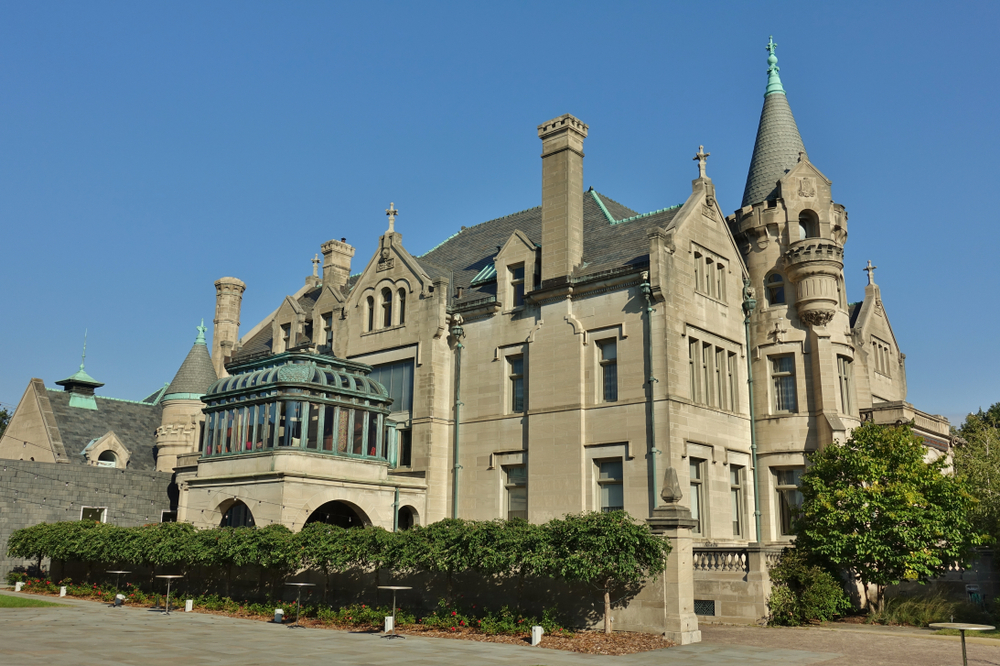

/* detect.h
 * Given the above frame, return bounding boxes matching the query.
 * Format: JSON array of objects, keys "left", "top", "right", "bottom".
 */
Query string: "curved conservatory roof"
[{"left": 206, "top": 352, "right": 389, "bottom": 402}]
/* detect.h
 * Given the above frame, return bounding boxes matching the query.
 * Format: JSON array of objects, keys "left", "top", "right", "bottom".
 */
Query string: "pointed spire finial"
[
  {"left": 864, "top": 260, "right": 878, "bottom": 286},
  {"left": 386, "top": 202, "right": 399, "bottom": 233},
  {"left": 765, "top": 35, "right": 786, "bottom": 96},
  {"left": 80, "top": 330, "right": 88, "bottom": 370},
  {"left": 311, "top": 253, "right": 320, "bottom": 277},
  {"left": 195, "top": 319, "right": 208, "bottom": 345}
]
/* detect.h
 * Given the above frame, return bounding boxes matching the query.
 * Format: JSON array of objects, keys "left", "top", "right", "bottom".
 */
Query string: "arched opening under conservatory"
[
  {"left": 220, "top": 500, "right": 255, "bottom": 528},
  {"left": 305, "top": 500, "right": 370, "bottom": 529}
]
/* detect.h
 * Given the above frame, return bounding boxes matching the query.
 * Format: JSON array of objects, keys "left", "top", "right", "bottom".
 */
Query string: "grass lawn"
[
  {"left": 934, "top": 628, "right": 1000, "bottom": 639},
  {"left": 0, "top": 594, "right": 65, "bottom": 608}
]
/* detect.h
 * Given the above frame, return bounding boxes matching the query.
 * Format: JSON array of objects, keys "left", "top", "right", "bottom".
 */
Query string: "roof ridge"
[
  {"left": 612, "top": 204, "right": 683, "bottom": 226},
  {"left": 45, "top": 388, "right": 160, "bottom": 406}
]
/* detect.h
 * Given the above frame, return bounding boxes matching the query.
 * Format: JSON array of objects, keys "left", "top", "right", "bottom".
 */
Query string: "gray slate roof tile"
[{"left": 742, "top": 92, "right": 808, "bottom": 207}]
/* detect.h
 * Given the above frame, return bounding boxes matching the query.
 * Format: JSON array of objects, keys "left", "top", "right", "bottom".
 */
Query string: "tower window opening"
[{"left": 766, "top": 273, "right": 785, "bottom": 306}]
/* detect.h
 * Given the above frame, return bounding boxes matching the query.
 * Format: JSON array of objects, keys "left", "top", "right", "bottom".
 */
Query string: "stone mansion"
[{"left": 0, "top": 41, "right": 956, "bottom": 640}]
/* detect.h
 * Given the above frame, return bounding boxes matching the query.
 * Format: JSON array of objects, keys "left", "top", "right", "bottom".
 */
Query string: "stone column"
[
  {"left": 646, "top": 467, "right": 701, "bottom": 644},
  {"left": 746, "top": 544, "right": 773, "bottom": 622},
  {"left": 212, "top": 277, "right": 246, "bottom": 377}
]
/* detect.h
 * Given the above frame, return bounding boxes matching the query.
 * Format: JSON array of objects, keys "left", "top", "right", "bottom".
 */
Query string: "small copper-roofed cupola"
[
  {"left": 538, "top": 114, "right": 588, "bottom": 284},
  {"left": 55, "top": 335, "right": 104, "bottom": 411}
]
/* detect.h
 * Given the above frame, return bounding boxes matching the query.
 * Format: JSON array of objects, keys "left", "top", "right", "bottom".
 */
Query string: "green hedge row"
[{"left": 7, "top": 511, "right": 670, "bottom": 632}]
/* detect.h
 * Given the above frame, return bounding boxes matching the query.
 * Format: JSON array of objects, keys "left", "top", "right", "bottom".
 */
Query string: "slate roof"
[
  {"left": 741, "top": 91, "right": 808, "bottom": 207},
  {"left": 233, "top": 190, "right": 681, "bottom": 356},
  {"left": 46, "top": 390, "right": 163, "bottom": 470},
  {"left": 164, "top": 341, "right": 218, "bottom": 397}
]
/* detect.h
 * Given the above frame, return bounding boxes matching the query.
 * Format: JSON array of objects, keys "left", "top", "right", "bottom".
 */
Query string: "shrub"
[
  {"left": 868, "top": 592, "right": 992, "bottom": 627},
  {"left": 5, "top": 571, "right": 25, "bottom": 584},
  {"left": 767, "top": 549, "right": 852, "bottom": 626}
]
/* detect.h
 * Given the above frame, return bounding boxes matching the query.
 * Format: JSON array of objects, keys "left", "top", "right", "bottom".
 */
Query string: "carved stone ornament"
[
  {"left": 799, "top": 309, "right": 835, "bottom": 328},
  {"left": 376, "top": 256, "right": 395, "bottom": 272},
  {"left": 798, "top": 177, "right": 816, "bottom": 197},
  {"left": 660, "top": 467, "right": 684, "bottom": 504}
]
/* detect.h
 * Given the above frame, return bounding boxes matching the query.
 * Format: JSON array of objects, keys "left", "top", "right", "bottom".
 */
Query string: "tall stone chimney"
[
  {"left": 212, "top": 277, "right": 245, "bottom": 377},
  {"left": 321, "top": 238, "right": 356, "bottom": 292},
  {"left": 538, "top": 114, "right": 588, "bottom": 283}
]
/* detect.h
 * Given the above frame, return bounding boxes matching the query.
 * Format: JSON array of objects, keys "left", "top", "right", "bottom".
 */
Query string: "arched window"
[
  {"left": 366, "top": 296, "right": 375, "bottom": 332},
  {"left": 381, "top": 288, "right": 393, "bottom": 328},
  {"left": 798, "top": 210, "right": 818, "bottom": 240},
  {"left": 766, "top": 273, "right": 785, "bottom": 306},
  {"left": 97, "top": 451, "right": 117, "bottom": 468},
  {"left": 397, "top": 288, "right": 406, "bottom": 325},
  {"left": 221, "top": 501, "right": 255, "bottom": 528}
]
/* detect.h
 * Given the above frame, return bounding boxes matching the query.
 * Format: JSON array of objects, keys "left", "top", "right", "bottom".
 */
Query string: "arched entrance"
[
  {"left": 398, "top": 505, "right": 419, "bottom": 530},
  {"left": 306, "top": 500, "right": 370, "bottom": 529},
  {"left": 220, "top": 500, "right": 255, "bottom": 528}
]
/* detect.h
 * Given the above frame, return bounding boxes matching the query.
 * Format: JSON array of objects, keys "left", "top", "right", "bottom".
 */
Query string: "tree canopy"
[
  {"left": 956, "top": 403, "right": 1000, "bottom": 545},
  {"left": 795, "top": 421, "right": 987, "bottom": 610}
]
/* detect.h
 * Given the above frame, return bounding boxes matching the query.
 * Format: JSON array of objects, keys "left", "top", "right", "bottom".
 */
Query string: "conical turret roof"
[
  {"left": 164, "top": 321, "right": 218, "bottom": 400},
  {"left": 741, "top": 37, "right": 808, "bottom": 207}
]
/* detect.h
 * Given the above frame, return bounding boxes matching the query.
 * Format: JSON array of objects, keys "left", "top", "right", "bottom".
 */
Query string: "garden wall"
[{"left": 0, "top": 460, "right": 175, "bottom": 575}]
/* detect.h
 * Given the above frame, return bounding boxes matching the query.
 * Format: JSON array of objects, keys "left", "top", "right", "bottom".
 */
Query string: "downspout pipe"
[
  {"left": 640, "top": 272, "right": 661, "bottom": 508},
  {"left": 742, "top": 278, "right": 763, "bottom": 543},
  {"left": 450, "top": 315, "right": 466, "bottom": 519}
]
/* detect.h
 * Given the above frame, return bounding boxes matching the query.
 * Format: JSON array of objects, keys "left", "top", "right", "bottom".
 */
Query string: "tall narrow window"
[
  {"left": 771, "top": 355, "right": 797, "bottom": 413},
  {"left": 509, "top": 264, "right": 525, "bottom": 308},
  {"left": 715, "top": 348, "right": 725, "bottom": 409},
  {"left": 689, "top": 339, "right": 699, "bottom": 402},
  {"left": 838, "top": 356, "right": 854, "bottom": 414},
  {"left": 597, "top": 339, "right": 618, "bottom": 402},
  {"left": 508, "top": 355, "right": 524, "bottom": 413},
  {"left": 306, "top": 403, "right": 319, "bottom": 450},
  {"left": 322, "top": 405, "right": 335, "bottom": 452},
  {"left": 766, "top": 273, "right": 785, "bottom": 306},
  {"left": 597, "top": 460, "right": 624, "bottom": 512},
  {"left": 690, "top": 458, "right": 706, "bottom": 535},
  {"left": 701, "top": 343, "right": 712, "bottom": 407},
  {"left": 504, "top": 465, "right": 527, "bottom": 520},
  {"left": 715, "top": 263, "right": 726, "bottom": 301},
  {"left": 705, "top": 257, "right": 715, "bottom": 296},
  {"left": 381, "top": 287, "right": 393, "bottom": 328},
  {"left": 280, "top": 324, "right": 291, "bottom": 351},
  {"left": 775, "top": 468, "right": 803, "bottom": 536},
  {"left": 397, "top": 288, "right": 406, "bottom": 325},
  {"left": 284, "top": 402, "right": 303, "bottom": 448},
  {"left": 798, "top": 210, "right": 818, "bottom": 239},
  {"left": 730, "top": 465, "right": 745, "bottom": 537},
  {"left": 727, "top": 352, "right": 738, "bottom": 412},
  {"left": 322, "top": 312, "right": 334, "bottom": 347},
  {"left": 693, "top": 252, "right": 703, "bottom": 292},
  {"left": 366, "top": 296, "right": 375, "bottom": 332},
  {"left": 398, "top": 429, "right": 412, "bottom": 467}
]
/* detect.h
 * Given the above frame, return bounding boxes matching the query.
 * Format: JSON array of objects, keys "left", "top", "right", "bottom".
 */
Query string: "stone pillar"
[
  {"left": 212, "top": 277, "right": 245, "bottom": 377},
  {"left": 538, "top": 114, "right": 587, "bottom": 283},
  {"left": 746, "top": 545, "right": 774, "bottom": 622},
  {"left": 321, "top": 238, "right": 356, "bottom": 292},
  {"left": 646, "top": 468, "right": 701, "bottom": 644}
]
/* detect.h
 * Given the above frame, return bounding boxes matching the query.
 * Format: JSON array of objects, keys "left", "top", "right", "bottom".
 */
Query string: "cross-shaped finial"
[
  {"left": 693, "top": 145, "right": 710, "bottom": 178},
  {"left": 766, "top": 36, "right": 777, "bottom": 57},
  {"left": 386, "top": 202, "right": 399, "bottom": 233},
  {"left": 311, "top": 253, "right": 320, "bottom": 277},
  {"left": 864, "top": 259, "right": 878, "bottom": 286}
]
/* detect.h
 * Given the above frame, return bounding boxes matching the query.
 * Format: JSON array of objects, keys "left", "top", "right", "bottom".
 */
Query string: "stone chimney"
[
  {"left": 538, "top": 114, "right": 588, "bottom": 283},
  {"left": 321, "top": 238, "right": 356, "bottom": 292},
  {"left": 212, "top": 277, "right": 245, "bottom": 377}
]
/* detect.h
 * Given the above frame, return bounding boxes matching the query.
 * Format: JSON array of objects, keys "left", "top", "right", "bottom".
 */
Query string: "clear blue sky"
[{"left": 2, "top": 1, "right": 997, "bottom": 425}]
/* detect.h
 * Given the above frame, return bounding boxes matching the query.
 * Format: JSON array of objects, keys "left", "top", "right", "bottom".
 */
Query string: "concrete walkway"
[{"left": 0, "top": 591, "right": 996, "bottom": 666}]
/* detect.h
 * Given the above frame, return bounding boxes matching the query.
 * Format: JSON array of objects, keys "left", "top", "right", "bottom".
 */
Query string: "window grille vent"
[{"left": 694, "top": 599, "right": 716, "bottom": 616}]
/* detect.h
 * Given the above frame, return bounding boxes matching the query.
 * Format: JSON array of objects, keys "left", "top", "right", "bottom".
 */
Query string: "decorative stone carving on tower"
[
  {"left": 783, "top": 238, "right": 844, "bottom": 328},
  {"left": 212, "top": 277, "right": 245, "bottom": 377},
  {"left": 538, "top": 114, "right": 588, "bottom": 283}
]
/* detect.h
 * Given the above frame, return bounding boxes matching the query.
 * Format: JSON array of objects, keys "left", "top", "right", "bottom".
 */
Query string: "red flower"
[
  {"left": 459, "top": 620, "right": 465, "bottom": 626},
  {"left": 450, "top": 626, "right": 456, "bottom": 632},
  {"left": 451, "top": 611, "right": 456, "bottom": 616},
  {"left": 361, "top": 604, "right": 365, "bottom": 608}
]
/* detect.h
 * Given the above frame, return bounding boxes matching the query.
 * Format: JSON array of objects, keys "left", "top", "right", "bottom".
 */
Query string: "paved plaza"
[{"left": 1, "top": 591, "right": 998, "bottom": 666}]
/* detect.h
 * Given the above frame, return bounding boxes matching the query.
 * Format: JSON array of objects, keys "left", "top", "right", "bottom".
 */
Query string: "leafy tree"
[
  {"left": 544, "top": 511, "right": 670, "bottom": 634},
  {"left": 795, "top": 421, "right": 987, "bottom": 611},
  {"left": 395, "top": 519, "right": 475, "bottom": 601},
  {"left": 0, "top": 407, "right": 11, "bottom": 438},
  {"left": 766, "top": 548, "right": 851, "bottom": 625},
  {"left": 470, "top": 518, "right": 551, "bottom": 609},
  {"left": 955, "top": 403, "right": 1000, "bottom": 545}
]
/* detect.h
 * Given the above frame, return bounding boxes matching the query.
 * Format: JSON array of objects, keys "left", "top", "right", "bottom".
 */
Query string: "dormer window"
[
  {"left": 765, "top": 273, "right": 785, "bottom": 306},
  {"left": 366, "top": 296, "right": 375, "bottom": 332},
  {"left": 322, "top": 312, "right": 334, "bottom": 347},
  {"left": 280, "top": 324, "right": 292, "bottom": 351},
  {"left": 397, "top": 288, "right": 406, "bottom": 325},
  {"left": 509, "top": 264, "right": 525, "bottom": 308},
  {"left": 381, "top": 288, "right": 393, "bottom": 328}
]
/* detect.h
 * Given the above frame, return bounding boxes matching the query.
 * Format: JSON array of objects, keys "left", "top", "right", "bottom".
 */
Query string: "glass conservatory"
[{"left": 200, "top": 351, "right": 397, "bottom": 463}]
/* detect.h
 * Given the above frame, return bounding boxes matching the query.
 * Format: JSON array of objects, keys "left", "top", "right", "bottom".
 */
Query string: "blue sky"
[{"left": 1, "top": 1, "right": 997, "bottom": 424}]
